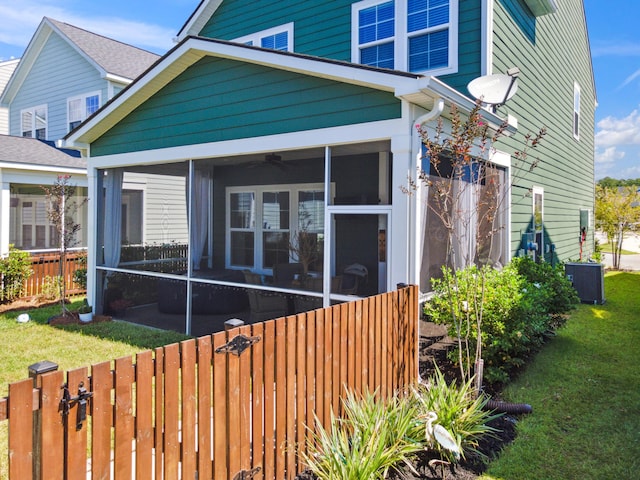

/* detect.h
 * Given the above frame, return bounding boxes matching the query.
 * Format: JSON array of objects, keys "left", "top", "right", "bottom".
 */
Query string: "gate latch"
[
  {"left": 215, "top": 334, "right": 261, "bottom": 356},
  {"left": 60, "top": 381, "right": 94, "bottom": 430},
  {"left": 233, "top": 467, "right": 261, "bottom": 480}
]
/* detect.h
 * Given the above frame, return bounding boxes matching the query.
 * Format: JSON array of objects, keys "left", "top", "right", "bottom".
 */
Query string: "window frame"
[
  {"left": 20, "top": 104, "right": 48, "bottom": 139},
  {"left": 226, "top": 182, "right": 326, "bottom": 273},
  {"left": 233, "top": 22, "right": 295, "bottom": 52},
  {"left": 573, "top": 81, "right": 580, "bottom": 140},
  {"left": 351, "top": 0, "right": 458, "bottom": 75},
  {"left": 67, "top": 91, "right": 101, "bottom": 132}
]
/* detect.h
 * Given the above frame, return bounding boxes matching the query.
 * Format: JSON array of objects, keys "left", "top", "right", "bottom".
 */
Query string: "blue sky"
[{"left": 0, "top": 0, "right": 638, "bottom": 181}]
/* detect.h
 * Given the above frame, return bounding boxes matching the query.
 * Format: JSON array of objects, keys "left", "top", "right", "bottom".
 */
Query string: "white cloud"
[
  {"left": 0, "top": 1, "right": 175, "bottom": 55},
  {"left": 591, "top": 41, "right": 640, "bottom": 58},
  {"left": 595, "top": 109, "right": 640, "bottom": 147},
  {"left": 618, "top": 68, "right": 640, "bottom": 90},
  {"left": 595, "top": 146, "right": 625, "bottom": 165}
]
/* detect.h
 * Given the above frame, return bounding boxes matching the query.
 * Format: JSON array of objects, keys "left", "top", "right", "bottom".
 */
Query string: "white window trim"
[
  {"left": 573, "top": 81, "right": 580, "bottom": 141},
  {"left": 532, "top": 186, "right": 544, "bottom": 257},
  {"left": 67, "top": 91, "right": 101, "bottom": 132},
  {"left": 20, "top": 104, "right": 48, "bottom": 139},
  {"left": 226, "top": 182, "right": 325, "bottom": 273},
  {"left": 351, "top": 0, "right": 458, "bottom": 75},
  {"left": 233, "top": 22, "right": 295, "bottom": 52}
]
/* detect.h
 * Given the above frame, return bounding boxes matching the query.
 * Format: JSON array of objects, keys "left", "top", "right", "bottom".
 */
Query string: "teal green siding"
[
  {"left": 439, "top": 0, "right": 483, "bottom": 93},
  {"left": 198, "top": 0, "right": 354, "bottom": 61},
  {"left": 491, "top": 0, "right": 596, "bottom": 262},
  {"left": 91, "top": 57, "right": 401, "bottom": 156}
]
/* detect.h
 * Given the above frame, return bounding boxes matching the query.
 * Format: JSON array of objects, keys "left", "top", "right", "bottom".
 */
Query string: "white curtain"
[
  {"left": 104, "top": 168, "right": 123, "bottom": 268},
  {"left": 190, "top": 169, "right": 210, "bottom": 271},
  {"left": 452, "top": 165, "right": 479, "bottom": 269}
]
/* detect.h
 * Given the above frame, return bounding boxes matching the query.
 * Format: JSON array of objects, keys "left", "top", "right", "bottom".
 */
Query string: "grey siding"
[
  {"left": 491, "top": 0, "right": 596, "bottom": 262},
  {"left": 9, "top": 33, "right": 108, "bottom": 141},
  {"left": 0, "top": 60, "right": 19, "bottom": 135}
]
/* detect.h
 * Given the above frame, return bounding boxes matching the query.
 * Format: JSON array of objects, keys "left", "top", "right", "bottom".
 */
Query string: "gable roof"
[
  {"left": 62, "top": 35, "right": 514, "bottom": 150},
  {"left": 0, "top": 17, "right": 160, "bottom": 104},
  {"left": 0, "top": 134, "right": 85, "bottom": 170}
]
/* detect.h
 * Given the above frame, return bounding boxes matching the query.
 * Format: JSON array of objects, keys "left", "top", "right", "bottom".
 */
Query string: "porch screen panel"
[{"left": 98, "top": 163, "right": 188, "bottom": 274}]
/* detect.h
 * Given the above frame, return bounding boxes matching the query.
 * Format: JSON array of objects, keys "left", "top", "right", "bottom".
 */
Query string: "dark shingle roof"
[
  {"left": 0, "top": 135, "right": 85, "bottom": 169},
  {"left": 47, "top": 17, "right": 160, "bottom": 81}
]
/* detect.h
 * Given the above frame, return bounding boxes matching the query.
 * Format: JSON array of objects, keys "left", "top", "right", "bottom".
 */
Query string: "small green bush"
[
  {"left": 73, "top": 252, "right": 87, "bottom": 290},
  {"left": 41, "top": 275, "right": 63, "bottom": 301},
  {"left": 510, "top": 256, "right": 579, "bottom": 314},
  {"left": 424, "top": 259, "right": 574, "bottom": 386},
  {"left": 0, "top": 246, "right": 33, "bottom": 303}
]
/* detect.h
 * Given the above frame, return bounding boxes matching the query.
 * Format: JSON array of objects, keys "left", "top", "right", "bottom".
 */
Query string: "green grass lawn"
[
  {"left": 598, "top": 242, "right": 637, "bottom": 255},
  {"left": 482, "top": 271, "right": 640, "bottom": 479}
]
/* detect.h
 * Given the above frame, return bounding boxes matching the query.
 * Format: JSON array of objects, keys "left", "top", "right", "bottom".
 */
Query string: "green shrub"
[
  {"left": 510, "top": 256, "right": 579, "bottom": 314},
  {"left": 41, "top": 275, "right": 63, "bottom": 301},
  {"left": 0, "top": 246, "right": 33, "bottom": 303},
  {"left": 424, "top": 260, "right": 571, "bottom": 386},
  {"left": 73, "top": 252, "right": 87, "bottom": 290},
  {"left": 301, "top": 389, "right": 424, "bottom": 479},
  {"left": 411, "top": 367, "right": 499, "bottom": 463}
]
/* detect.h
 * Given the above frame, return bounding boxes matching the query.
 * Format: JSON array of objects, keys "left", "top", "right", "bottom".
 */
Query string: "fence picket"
[
  {"left": 196, "top": 336, "right": 213, "bottom": 479},
  {"left": 180, "top": 339, "right": 197, "bottom": 479},
  {"left": 40, "top": 370, "right": 64, "bottom": 479},
  {"left": 64, "top": 368, "right": 89, "bottom": 480},
  {"left": 114, "top": 356, "right": 134, "bottom": 479},
  {"left": 251, "top": 322, "right": 265, "bottom": 480},
  {"left": 212, "top": 331, "right": 228, "bottom": 480},
  {"left": 90, "top": 361, "right": 112, "bottom": 479},
  {"left": 135, "top": 351, "right": 154, "bottom": 478},
  {"left": 163, "top": 343, "right": 180, "bottom": 479},
  {"left": 8, "top": 379, "right": 33, "bottom": 479}
]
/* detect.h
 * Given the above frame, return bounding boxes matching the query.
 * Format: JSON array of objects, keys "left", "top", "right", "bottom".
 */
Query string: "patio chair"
[{"left": 243, "top": 270, "right": 289, "bottom": 322}]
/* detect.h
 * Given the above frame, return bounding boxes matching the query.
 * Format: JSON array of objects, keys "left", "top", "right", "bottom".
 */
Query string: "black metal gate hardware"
[
  {"left": 233, "top": 466, "right": 261, "bottom": 480},
  {"left": 215, "top": 334, "right": 261, "bottom": 356},
  {"left": 60, "top": 381, "right": 93, "bottom": 430}
]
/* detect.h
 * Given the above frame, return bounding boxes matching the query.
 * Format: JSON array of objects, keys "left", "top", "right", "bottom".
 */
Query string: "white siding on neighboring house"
[
  {"left": 8, "top": 33, "right": 106, "bottom": 141},
  {"left": 141, "top": 174, "right": 189, "bottom": 245},
  {"left": 0, "top": 59, "right": 19, "bottom": 135}
]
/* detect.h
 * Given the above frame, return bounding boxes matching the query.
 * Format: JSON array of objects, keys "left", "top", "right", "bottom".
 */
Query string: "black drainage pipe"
[{"left": 484, "top": 399, "right": 533, "bottom": 415}]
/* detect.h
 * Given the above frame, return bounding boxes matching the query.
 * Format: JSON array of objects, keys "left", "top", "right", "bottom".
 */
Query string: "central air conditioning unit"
[{"left": 564, "top": 263, "right": 605, "bottom": 305}]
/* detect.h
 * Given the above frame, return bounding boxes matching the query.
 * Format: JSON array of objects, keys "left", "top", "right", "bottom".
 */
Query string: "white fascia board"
[
  {"left": 104, "top": 73, "right": 132, "bottom": 85},
  {"left": 176, "top": 0, "right": 224, "bottom": 41},
  {"left": 64, "top": 37, "right": 420, "bottom": 147},
  {"left": 86, "top": 118, "right": 404, "bottom": 169},
  {"left": 0, "top": 163, "right": 85, "bottom": 176}
]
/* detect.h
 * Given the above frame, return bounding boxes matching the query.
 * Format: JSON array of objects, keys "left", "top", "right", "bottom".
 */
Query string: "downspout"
[{"left": 411, "top": 97, "right": 445, "bottom": 292}]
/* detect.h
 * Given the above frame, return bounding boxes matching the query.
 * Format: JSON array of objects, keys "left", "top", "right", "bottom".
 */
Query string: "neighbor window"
[
  {"left": 68, "top": 92, "right": 101, "bottom": 131},
  {"left": 352, "top": 0, "right": 457, "bottom": 74},
  {"left": 227, "top": 184, "right": 324, "bottom": 272},
  {"left": 233, "top": 22, "right": 294, "bottom": 52},
  {"left": 573, "top": 82, "right": 580, "bottom": 140},
  {"left": 21, "top": 105, "right": 47, "bottom": 139}
]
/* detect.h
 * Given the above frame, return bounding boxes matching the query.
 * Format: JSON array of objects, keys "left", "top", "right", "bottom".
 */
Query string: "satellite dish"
[{"left": 467, "top": 70, "right": 519, "bottom": 107}]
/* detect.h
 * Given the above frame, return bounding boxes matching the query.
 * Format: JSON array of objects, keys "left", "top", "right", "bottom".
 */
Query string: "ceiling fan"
[{"left": 247, "top": 153, "right": 289, "bottom": 170}]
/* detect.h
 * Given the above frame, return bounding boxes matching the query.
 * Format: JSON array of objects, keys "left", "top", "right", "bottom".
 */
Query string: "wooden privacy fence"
[
  {"left": 1, "top": 285, "right": 418, "bottom": 480},
  {"left": 23, "top": 251, "right": 86, "bottom": 298}
]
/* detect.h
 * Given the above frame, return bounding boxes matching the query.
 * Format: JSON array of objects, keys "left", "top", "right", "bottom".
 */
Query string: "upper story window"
[
  {"left": 573, "top": 82, "right": 580, "bottom": 140},
  {"left": 68, "top": 92, "right": 100, "bottom": 131},
  {"left": 21, "top": 105, "right": 47, "bottom": 139},
  {"left": 233, "top": 23, "right": 294, "bottom": 52},
  {"left": 352, "top": 0, "right": 458, "bottom": 75}
]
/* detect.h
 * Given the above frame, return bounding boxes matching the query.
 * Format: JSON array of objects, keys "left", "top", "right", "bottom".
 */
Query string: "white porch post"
[
  {"left": 390, "top": 134, "right": 413, "bottom": 288},
  {"left": 0, "top": 174, "right": 10, "bottom": 256}
]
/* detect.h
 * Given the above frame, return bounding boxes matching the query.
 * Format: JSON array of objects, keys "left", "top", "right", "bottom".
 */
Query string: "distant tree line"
[{"left": 597, "top": 177, "right": 640, "bottom": 188}]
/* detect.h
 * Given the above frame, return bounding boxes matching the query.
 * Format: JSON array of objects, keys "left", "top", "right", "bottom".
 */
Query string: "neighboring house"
[
  {"left": 62, "top": 0, "right": 595, "bottom": 336},
  {"left": 0, "top": 58, "right": 20, "bottom": 134},
  {"left": 0, "top": 17, "right": 160, "bottom": 256}
]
